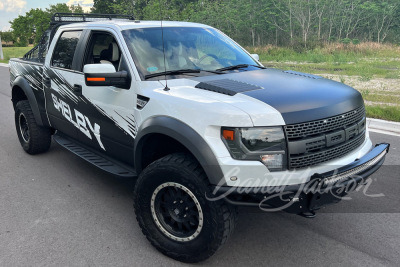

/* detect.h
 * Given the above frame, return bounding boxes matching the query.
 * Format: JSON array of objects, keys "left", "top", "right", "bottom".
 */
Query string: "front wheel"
[{"left": 133, "top": 153, "right": 237, "bottom": 263}]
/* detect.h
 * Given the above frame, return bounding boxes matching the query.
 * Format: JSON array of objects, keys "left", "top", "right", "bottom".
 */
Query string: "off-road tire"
[
  {"left": 15, "top": 100, "right": 52, "bottom": 154},
  {"left": 133, "top": 153, "right": 237, "bottom": 263}
]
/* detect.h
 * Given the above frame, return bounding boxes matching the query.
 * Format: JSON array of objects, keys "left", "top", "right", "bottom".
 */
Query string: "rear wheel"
[
  {"left": 133, "top": 153, "right": 237, "bottom": 263},
  {"left": 15, "top": 100, "right": 52, "bottom": 154}
]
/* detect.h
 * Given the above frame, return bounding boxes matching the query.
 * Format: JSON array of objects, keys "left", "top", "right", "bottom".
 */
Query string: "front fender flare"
[
  {"left": 134, "top": 116, "right": 224, "bottom": 185},
  {"left": 12, "top": 76, "right": 43, "bottom": 126}
]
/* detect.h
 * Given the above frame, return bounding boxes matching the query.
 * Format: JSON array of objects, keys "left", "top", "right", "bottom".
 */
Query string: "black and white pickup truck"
[{"left": 9, "top": 13, "right": 389, "bottom": 263}]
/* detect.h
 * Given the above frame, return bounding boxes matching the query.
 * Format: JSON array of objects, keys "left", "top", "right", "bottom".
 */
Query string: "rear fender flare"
[{"left": 12, "top": 76, "right": 43, "bottom": 126}]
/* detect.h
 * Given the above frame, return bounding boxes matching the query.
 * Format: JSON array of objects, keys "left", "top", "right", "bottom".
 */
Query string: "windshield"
[{"left": 122, "top": 27, "right": 260, "bottom": 80}]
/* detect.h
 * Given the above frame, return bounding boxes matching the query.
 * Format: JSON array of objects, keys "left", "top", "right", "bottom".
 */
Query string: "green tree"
[
  {"left": 365, "top": 0, "right": 399, "bottom": 43},
  {"left": 0, "top": 31, "right": 15, "bottom": 45},
  {"left": 9, "top": 0, "right": 400, "bottom": 48},
  {"left": 70, "top": 4, "right": 84, "bottom": 13},
  {"left": 29, "top": 9, "right": 53, "bottom": 44},
  {"left": 10, "top": 3, "right": 87, "bottom": 46},
  {"left": 47, "top": 3, "right": 74, "bottom": 14},
  {"left": 11, "top": 8, "right": 51, "bottom": 46},
  {"left": 10, "top": 15, "right": 32, "bottom": 46},
  {"left": 92, "top": 0, "right": 120, "bottom": 14}
]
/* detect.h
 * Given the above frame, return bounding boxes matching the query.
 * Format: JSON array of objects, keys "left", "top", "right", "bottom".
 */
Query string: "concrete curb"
[
  {"left": 0, "top": 63, "right": 9, "bottom": 67},
  {"left": 367, "top": 118, "right": 400, "bottom": 136}
]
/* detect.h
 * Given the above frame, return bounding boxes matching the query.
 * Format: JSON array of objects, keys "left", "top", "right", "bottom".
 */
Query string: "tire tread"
[
  {"left": 15, "top": 100, "right": 52, "bottom": 154},
  {"left": 133, "top": 153, "right": 237, "bottom": 263}
]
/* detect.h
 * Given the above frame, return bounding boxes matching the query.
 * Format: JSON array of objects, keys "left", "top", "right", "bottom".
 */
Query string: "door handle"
[{"left": 73, "top": 84, "right": 82, "bottom": 96}]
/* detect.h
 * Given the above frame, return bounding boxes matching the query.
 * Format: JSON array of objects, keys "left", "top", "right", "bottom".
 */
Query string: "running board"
[{"left": 53, "top": 134, "right": 137, "bottom": 178}]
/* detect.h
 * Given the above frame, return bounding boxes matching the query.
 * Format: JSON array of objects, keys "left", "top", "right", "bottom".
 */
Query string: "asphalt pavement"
[{"left": 0, "top": 66, "right": 399, "bottom": 266}]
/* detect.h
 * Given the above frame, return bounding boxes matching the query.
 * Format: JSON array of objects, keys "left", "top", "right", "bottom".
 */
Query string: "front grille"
[
  {"left": 306, "top": 139, "right": 326, "bottom": 152},
  {"left": 285, "top": 106, "right": 366, "bottom": 169},
  {"left": 285, "top": 106, "right": 365, "bottom": 140},
  {"left": 289, "top": 132, "right": 366, "bottom": 169}
]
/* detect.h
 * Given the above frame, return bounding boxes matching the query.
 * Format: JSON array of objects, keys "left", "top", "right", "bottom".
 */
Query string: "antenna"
[{"left": 159, "top": 0, "right": 169, "bottom": 91}]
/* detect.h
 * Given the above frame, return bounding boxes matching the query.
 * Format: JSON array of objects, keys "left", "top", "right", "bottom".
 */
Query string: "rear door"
[{"left": 44, "top": 30, "right": 86, "bottom": 139}]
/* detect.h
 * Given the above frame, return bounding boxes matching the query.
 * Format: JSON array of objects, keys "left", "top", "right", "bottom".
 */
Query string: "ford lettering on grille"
[{"left": 284, "top": 106, "right": 366, "bottom": 169}]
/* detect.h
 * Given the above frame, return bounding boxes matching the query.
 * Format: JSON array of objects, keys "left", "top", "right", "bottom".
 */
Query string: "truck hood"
[{"left": 188, "top": 69, "right": 364, "bottom": 125}]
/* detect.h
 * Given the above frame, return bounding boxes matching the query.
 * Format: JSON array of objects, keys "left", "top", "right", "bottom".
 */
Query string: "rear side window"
[{"left": 52, "top": 31, "right": 82, "bottom": 70}]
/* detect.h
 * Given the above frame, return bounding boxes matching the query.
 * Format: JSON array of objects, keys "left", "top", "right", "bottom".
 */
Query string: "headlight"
[{"left": 221, "top": 127, "right": 287, "bottom": 171}]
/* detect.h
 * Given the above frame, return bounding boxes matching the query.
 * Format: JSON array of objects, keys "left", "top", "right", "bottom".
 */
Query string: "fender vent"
[
  {"left": 195, "top": 79, "right": 263, "bottom": 96},
  {"left": 284, "top": 70, "right": 322, "bottom": 80}
]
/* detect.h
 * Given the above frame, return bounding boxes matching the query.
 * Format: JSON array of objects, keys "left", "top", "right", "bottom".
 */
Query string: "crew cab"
[{"left": 9, "top": 13, "right": 389, "bottom": 263}]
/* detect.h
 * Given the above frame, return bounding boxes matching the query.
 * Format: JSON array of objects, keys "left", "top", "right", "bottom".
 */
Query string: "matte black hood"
[{"left": 191, "top": 69, "right": 364, "bottom": 124}]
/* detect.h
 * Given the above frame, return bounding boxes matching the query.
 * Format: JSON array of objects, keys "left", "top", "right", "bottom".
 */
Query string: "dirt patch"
[
  {"left": 319, "top": 74, "right": 400, "bottom": 94},
  {"left": 364, "top": 101, "right": 399, "bottom": 107},
  {"left": 319, "top": 74, "right": 400, "bottom": 107}
]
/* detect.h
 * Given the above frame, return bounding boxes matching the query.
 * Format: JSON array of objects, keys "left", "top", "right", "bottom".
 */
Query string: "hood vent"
[
  {"left": 284, "top": 70, "right": 322, "bottom": 80},
  {"left": 195, "top": 79, "right": 263, "bottom": 96}
]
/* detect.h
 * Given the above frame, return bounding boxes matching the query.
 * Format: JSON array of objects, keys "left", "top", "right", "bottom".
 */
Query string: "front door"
[{"left": 75, "top": 30, "right": 137, "bottom": 164}]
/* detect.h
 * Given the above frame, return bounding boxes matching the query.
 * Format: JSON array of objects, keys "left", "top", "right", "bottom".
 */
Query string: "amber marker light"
[
  {"left": 87, "top": 77, "right": 106, "bottom": 82},
  {"left": 222, "top": 129, "right": 235, "bottom": 141}
]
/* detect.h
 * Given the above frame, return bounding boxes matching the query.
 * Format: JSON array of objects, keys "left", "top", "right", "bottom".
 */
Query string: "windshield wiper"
[
  {"left": 199, "top": 70, "right": 224, "bottom": 75},
  {"left": 216, "top": 64, "right": 249, "bottom": 72},
  {"left": 216, "top": 64, "right": 266, "bottom": 72},
  {"left": 145, "top": 69, "right": 201, "bottom": 80}
]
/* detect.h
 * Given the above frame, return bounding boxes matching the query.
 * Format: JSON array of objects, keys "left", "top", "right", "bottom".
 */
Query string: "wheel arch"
[
  {"left": 11, "top": 77, "right": 43, "bottom": 126},
  {"left": 134, "top": 116, "right": 224, "bottom": 185}
]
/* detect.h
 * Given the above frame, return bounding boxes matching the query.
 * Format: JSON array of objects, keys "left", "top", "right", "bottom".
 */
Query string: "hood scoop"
[
  {"left": 283, "top": 70, "right": 322, "bottom": 80},
  {"left": 195, "top": 79, "right": 263, "bottom": 96}
]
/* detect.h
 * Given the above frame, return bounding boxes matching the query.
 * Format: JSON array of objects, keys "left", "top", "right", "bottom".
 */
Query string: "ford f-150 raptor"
[{"left": 9, "top": 13, "right": 389, "bottom": 263}]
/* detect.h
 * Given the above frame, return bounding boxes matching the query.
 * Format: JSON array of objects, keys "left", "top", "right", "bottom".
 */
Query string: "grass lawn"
[
  {"left": 248, "top": 42, "right": 400, "bottom": 122},
  {"left": 0, "top": 47, "right": 31, "bottom": 63},
  {"left": 249, "top": 43, "right": 400, "bottom": 80},
  {"left": 365, "top": 105, "right": 400, "bottom": 122}
]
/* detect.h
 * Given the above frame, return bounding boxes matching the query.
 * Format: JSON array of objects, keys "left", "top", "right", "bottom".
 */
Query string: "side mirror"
[
  {"left": 250, "top": 54, "right": 260, "bottom": 61},
  {"left": 83, "top": 64, "right": 130, "bottom": 89}
]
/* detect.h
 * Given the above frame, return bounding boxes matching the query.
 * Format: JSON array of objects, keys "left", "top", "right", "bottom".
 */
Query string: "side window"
[
  {"left": 52, "top": 31, "right": 82, "bottom": 70},
  {"left": 83, "top": 32, "right": 121, "bottom": 71}
]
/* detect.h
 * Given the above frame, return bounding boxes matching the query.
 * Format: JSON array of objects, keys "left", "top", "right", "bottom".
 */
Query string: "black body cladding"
[
  {"left": 135, "top": 116, "right": 224, "bottom": 185},
  {"left": 193, "top": 69, "right": 364, "bottom": 125}
]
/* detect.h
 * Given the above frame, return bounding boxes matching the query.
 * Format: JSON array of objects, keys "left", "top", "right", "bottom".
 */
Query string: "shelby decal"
[{"left": 51, "top": 94, "right": 105, "bottom": 150}]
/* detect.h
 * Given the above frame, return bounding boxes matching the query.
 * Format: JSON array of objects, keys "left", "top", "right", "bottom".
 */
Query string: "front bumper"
[{"left": 212, "top": 143, "right": 390, "bottom": 214}]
